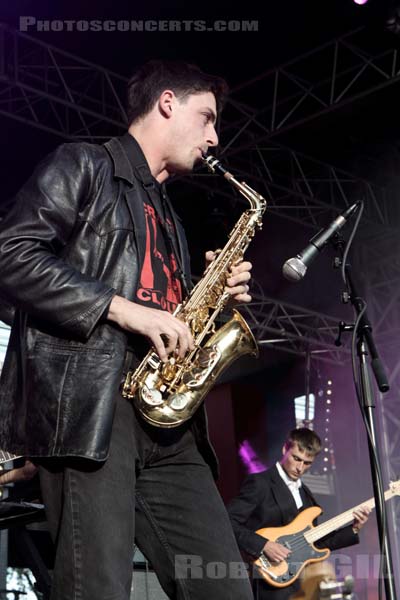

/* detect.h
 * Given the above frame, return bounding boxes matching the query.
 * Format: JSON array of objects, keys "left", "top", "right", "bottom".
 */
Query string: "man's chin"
[{"left": 170, "top": 161, "right": 195, "bottom": 175}]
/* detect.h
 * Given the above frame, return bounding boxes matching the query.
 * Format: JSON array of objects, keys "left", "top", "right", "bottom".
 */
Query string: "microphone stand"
[{"left": 333, "top": 236, "right": 397, "bottom": 600}]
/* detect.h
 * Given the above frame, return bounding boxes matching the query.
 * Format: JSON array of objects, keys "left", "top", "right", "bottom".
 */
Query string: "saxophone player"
[{"left": 0, "top": 60, "right": 253, "bottom": 600}]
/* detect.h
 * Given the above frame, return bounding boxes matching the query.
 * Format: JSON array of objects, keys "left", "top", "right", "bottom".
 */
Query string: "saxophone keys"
[
  {"left": 140, "top": 385, "right": 163, "bottom": 406},
  {"left": 182, "top": 346, "right": 221, "bottom": 388},
  {"left": 162, "top": 358, "right": 178, "bottom": 381},
  {"left": 191, "top": 317, "right": 204, "bottom": 333},
  {"left": 148, "top": 353, "right": 161, "bottom": 370},
  {"left": 121, "top": 371, "right": 137, "bottom": 399},
  {"left": 169, "top": 393, "right": 189, "bottom": 410}
]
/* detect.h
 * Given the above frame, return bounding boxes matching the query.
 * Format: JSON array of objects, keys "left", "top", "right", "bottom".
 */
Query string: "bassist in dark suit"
[{"left": 227, "top": 428, "right": 370, "bottom": 599}]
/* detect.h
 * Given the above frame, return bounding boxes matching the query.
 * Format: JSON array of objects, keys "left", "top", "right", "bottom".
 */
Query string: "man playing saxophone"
[{"left": 0, "top": 60, "right": 254, "bottom": 600}]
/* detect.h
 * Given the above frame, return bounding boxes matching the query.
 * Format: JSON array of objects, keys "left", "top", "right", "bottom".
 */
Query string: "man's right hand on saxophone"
[
  {"left": 107, "top": 253, "right": 252, "bottom": 365},
  {"left": 205, "top": 250, "right": 253, "bottom": 305}
]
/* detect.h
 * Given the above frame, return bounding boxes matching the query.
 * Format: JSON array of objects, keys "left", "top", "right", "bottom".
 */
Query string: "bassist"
[{"left": 227, "top": 428, "right": 370, "bottom": 599}]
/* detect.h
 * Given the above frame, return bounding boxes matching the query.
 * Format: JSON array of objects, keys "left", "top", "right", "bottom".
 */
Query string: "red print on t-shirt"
[{"left": 136, "top": 202, "right": 182, "bottom": 313}]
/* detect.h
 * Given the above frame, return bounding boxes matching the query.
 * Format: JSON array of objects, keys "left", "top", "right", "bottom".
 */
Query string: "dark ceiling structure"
[{"left": 2, "top": 1, "right": 400, "bottom": 355}]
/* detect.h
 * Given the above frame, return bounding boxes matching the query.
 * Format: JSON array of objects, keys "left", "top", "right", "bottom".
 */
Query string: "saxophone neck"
[
  {"left": 202, "top": 153, "right": 266, "bottom": 215},
  {"left": 228, "top": 176, "right": 266, "bottom": 214}
]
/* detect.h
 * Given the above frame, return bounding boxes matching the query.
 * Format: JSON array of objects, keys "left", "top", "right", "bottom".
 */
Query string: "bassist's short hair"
[{"left": 285, "top": 428, "right": 321, "bottom": 456}]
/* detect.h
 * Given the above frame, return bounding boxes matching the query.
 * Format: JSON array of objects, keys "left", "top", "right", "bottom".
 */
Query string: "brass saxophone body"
[{"left": 122, "top": 155, "right": 267, "bottom": 427}]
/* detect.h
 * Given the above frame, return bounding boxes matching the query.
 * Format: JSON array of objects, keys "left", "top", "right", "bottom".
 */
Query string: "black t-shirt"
[
  {"left": 135, "top": 180, "right": 182, "bottom": 314},
  {"left": 118, "top": 132, "right": 185, "bottom": 363}
]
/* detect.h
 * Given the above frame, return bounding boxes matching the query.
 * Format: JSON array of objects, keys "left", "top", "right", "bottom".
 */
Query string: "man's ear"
[
  {"left": 159, "top": 90, "right": 175, "bottom": 118},
  {"left": 281, "top": 444, "right": 287, "bottom": 457}
]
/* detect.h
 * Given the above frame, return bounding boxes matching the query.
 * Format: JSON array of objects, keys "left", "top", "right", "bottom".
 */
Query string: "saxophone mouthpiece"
[{"left": 201, "top": 154, "right": 229, "bottom": 177}]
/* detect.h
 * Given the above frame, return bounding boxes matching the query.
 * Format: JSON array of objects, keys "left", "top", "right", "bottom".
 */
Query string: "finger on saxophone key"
[
  {"left": 107, "top": 295, "right": 194, "bottom": 362},
  {"left": 226, "top": 261, "right": 252, "bottom": 303}
]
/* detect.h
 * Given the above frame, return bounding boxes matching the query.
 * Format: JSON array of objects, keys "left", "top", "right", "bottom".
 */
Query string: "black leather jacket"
[{"left": 0, "top": 134, "right": 217, "bottom": 474}]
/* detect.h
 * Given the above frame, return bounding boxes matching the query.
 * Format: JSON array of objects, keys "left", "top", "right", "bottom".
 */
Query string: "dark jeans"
[{"left": 39, "top": 393, "right": 253, "bottom": 600}]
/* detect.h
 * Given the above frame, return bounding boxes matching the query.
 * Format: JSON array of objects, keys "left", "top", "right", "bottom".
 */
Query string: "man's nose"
[{"left": 206, "top": 125, "right": 218, "bottom": 147}]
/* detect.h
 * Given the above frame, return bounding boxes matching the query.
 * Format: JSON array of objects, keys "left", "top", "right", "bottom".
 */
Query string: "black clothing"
[
  {"left": 122, "top": 131, "right": 184, "bottom": 313},
  {"left": 0, "top": 133, "right": 214, "bottom": 474},
  {"left": 0, "top": 133, "right": 249, "bottom": 600},
  {"left": 39, "top": 392, "right": 253, "bottom": 600}
]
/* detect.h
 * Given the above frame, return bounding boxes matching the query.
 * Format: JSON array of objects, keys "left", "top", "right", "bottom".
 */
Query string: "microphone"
[{"left": 282, "top": 202, "right": 360, "bottom": 282}]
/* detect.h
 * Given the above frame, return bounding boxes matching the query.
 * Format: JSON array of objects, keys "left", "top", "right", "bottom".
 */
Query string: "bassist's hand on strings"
[{"left": 262, "top": 540, "right": 291, "bottom": 563}]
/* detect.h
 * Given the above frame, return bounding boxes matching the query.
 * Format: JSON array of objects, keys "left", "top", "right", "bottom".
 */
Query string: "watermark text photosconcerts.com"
[{"left": 19, "top": 17, "right": 259, "bottom": 33}]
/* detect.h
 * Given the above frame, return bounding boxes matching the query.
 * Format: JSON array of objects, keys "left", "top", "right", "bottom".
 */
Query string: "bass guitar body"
[{"left": 254, "top": 506, "right": 330, "bottom": 588}]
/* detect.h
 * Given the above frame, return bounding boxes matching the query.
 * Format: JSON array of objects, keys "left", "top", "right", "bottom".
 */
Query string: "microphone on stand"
[{"left": 282, "top": 202, "right": 360, "bottom": 282}]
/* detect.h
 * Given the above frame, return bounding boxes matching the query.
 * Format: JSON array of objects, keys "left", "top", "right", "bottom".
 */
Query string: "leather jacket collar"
[{"left": 105, "top": 132, "right": 167, "bottom": 195}]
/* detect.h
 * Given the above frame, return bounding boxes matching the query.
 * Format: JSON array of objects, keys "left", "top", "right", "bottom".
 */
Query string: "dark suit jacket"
[{"left": 227, "top": 465, "right": 359, "bottom": 599}]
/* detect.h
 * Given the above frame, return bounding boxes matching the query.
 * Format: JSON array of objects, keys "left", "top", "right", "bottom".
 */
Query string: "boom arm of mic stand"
[{"left": 344, "top": 264, "right": 389, "bottom": 393}]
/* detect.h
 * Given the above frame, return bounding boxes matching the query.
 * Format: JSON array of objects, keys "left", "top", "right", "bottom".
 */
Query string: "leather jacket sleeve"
[{"left": 0, "top": 144, "right": 116, "bottom": 339}]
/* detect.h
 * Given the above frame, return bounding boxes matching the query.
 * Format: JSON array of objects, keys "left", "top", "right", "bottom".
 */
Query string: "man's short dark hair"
[
  {"left": 284, "top": 427, "right": 321, "bottom": 456},
  {"left": 126, "top": 60, "right": 229, "bottom": 125}
]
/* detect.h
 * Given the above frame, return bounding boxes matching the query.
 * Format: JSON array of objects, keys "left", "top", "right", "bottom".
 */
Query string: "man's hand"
[
  {"left": 352, "top": 505, "right": 371, "bottom": 533},
  {"left": 0, "top": 460, "right": 38, "bottom": 485},
  {"left": 205, "top": 251, "right": 252, "bottom": 304},
  {"left": 262, "top": 540, "right": 291, "bottom": 563},
  {"left": 107, "top": 296, "right": 194, "bottom": 363}
]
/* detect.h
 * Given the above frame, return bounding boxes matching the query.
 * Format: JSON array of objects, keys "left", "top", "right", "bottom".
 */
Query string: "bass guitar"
[{"left": 254, "top": 479, "right": 400, "bottom": 588}]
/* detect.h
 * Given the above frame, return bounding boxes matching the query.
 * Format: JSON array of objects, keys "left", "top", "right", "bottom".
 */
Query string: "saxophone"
[{"left": 122, "top": 154, "right": 267, "bottom": 427}]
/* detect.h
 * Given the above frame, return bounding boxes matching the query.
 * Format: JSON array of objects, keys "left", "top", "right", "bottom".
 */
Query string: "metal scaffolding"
[
  {"left": 0, "top": 23, "right": 395, "bottom": 231},
  {"left": 2, "top": 24, "right": 400, "bottom": 147},
  {"left": 188, "top": 146, "right": 390, "bottom": 232},
  {"left": 173, "top": 262, "right": 349, "bottom": 366},
  {"left": 208, "top": 27, "right": 400, "bottom": 233},
  {"left": 0, "top": 23, "right": 127, "bottom": 140},
  {"left": 239, "top": 295, "right": 349, "bottom": 365},
  {"left": 0, "top": 22, "right": 398, "bottom": 352},
  {"left": 220, "top": 27, "right": 400, "bottom": 149}
]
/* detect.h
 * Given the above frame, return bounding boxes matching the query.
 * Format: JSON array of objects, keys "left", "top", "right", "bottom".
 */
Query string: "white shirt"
[{"left": 276, "top": 461, "right": 303, "bottom": 510}]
